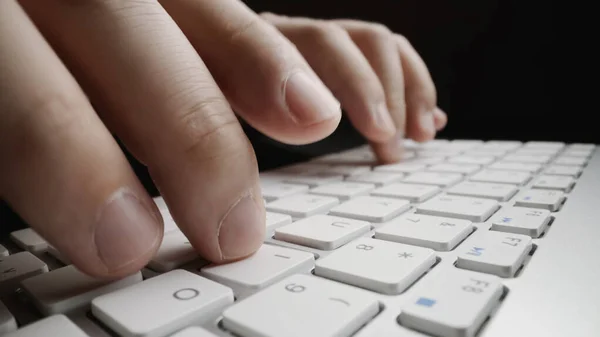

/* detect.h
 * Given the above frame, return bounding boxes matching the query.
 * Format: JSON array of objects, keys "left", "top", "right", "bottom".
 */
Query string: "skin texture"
[{"left": 0, "top": 0, "right": 446, "bottom": 279}]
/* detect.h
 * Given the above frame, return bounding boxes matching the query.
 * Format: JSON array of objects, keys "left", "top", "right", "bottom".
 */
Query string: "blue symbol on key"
[
  {"left": 467, "top": 247, "right": 485, "bottom": 256},
  {"left": 501, "top": 217, "right": 512, "bottom": 223},
  {"left": 524, "top": 196, "right": 531, "bottom": 201},
  {"left": 416, "top": 297, "right": 436, "bottom": 307}
]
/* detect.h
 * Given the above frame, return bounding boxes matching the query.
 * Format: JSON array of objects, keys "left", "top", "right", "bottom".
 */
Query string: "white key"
[
  {"left": 417, "top": 149, "right": 462, "bottom": 158},
  {"left": 490, "top": 207, "right": 551, "bottom": 237},
  {"left": 222, "top": 274, "right": 378, "bottom": 337},
  {"left": 266, "top": 194, "right": 339, "bottom": 218},
  {"left": 462, "top": 149, "right": 508, "bottom": 157},
  {"left": 284, "top": 172, "right": 345, "bottom": 187},
  {"left": 5, "top": 315, "right": 88, "bottom": 337},
  {"left": 374, "top": 162, "right": 427, "bottom": 173},
  {"left": 488, "top": 161, "right": 542, "bottom": 173},
  {"left": 447, "top": 155, "right": 495, "bottom": 165},
  {"left": 532, "top": 175, "right": 576, "bottom": 192},
  {"left": 265, "top": 212, "right": 292, "bottom": 231},
  {"left": 553, "top": 156, "right": 588, "bottom": 166},
  {"left": 170, "top": 326, "right": 219, "bottom": 337},
  {"left": 503, "top": 154, "right": 552, "bottom": 164},
  {"left": 447, "top": 181, "right": 518, "bottom": 201},
  {"left": 427, "top": 163, "right": 480, "bottom": 174},
  {"left": 10, "top": 229, "right": 48, "bottom": 254},
  {"left": 315, "top": 238, "right": 435, "bottom": 295},
  {"left": 21, "top": 265, "right": 142, "bottom": 316},
  {"left": 329, "top": 196, "right": 410, "bottom": 222},
  {"left": 309, "top": 181, "right": 375, "bottom": 201},
  {"left": 346, "top": 171, "right": 405, "bottom": 186},
  {"left": 514, "top": 189, "right": 565, "bottom": 211},
  {"left": 563, "top": 149, "right": 593, "bottom": 157},
  {"left": 261, "top": 183, "right": 309, "bottom": 201},
  {"left": 403, "top": 172, "right": 463, "bottom": 187},
  {"left": 512, "top": 148, "right": 559, "bottom": 156},
  {"left": 201, "top": 244, "right": 314, "bottom": 293},
  {"left": 275, "top": 163, "right": 329, "bottom": 174},
  {"left": 416, "top": 195, "right": 499, "bottom": 222},
  {"left": 481, "top": 140, "right": 522, "bottom": 151},
  {"left": 405, "top": 156, "right": 445, "bottom": 165},
  {"left": 0, "top": 252, "right": 48, "bottom": 295},
  {"left": 399, "top": 269, "right": 503, "bottom": 337},
  {"left": 420, "top": 139, "right": 450, "bottom": 149},
  {"left": 470, "top": 169, "right": 531, "bottom": 185},
  {"left": 524, "top": 141, "right": 565, "bottom": 149},
  {"left": 371, "top": 183, "right": 441, "bottom": 202},
  {"left": 92, "top": 270, "right": 233, "bottom": 337},
  {"left": 569, "top": 143, "right": 595, "bottom": 150},
  {"left": 0, "top": 300, "right": 16, "bottom": 334},
  {"left": 450, "top": 139, "right": 484, "bottom": 148},
  {"left": 0, "top": 245, "right": 8, "bottom": 257},
  {"left": 148, "top": 230, "right": 201, "bottom": 272},
  {"left": 274, "top": 215, "right": 370, "bottom": 250},
  {"left": 544, "top": 165, "right": 582, "bottom": 177},
  {"left": 153, "top": 196, "right": 168, "bottom": 211},
  {"left": 456, "top": 231, "right": 532, "bottom": 277},
  {"left": 323, "top": 165, "right": 371, "bottom": 177},
  {"left": 375, "top": 213, "right": 473, "bottom": 251},
  {"left": 162, "top": 213, "right": 179, "bottom": 234}
]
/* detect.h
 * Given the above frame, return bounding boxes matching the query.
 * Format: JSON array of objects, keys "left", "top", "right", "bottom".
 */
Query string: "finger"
[
  {"left": 160, "top": 0, "right": 341, "bottom": 145},
  {"left": 395, "top": 35, "right": 439, "bottom": 141},
  {"left": 433, "top": 107, "right": 448, "bottom": 131},
  {"left": 0, "top": 1, "right": 162, "bottom": 278},
  {"left": 333, "top": 20, "right": 408, "bottom": 162},
  {"left": 20, "top": 0, "right": 264, "bottom": 262},
  {"left": 261, "top": 14, "right": 398, "bottom": 160}
]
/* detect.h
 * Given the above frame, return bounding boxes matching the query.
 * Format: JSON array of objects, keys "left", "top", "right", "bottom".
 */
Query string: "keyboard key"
[
  {"left": 503, "top": 154, "right": 552, "bottom": 164},
  {"left": 274, "top": 215, "right": 370, "bottom": 250},
  {"left": 315, "top": 238, "right": 435, "bottom": 294},
  {"left": 531, "top": 175, "right": 576, "bottom": 192},
  {"left": 524, "top": 141, "right": 565, "bottom": 149},
  {"left": 222, "top": 274, "right": 379, "bottom": 337},
  {"left": 514, "top": 190, "right": 565, "bottom": 211},
  {"left": 416, "top": 195, "right": 499, "bottom": 222},
  {"left": 399, "top": 269, "right": 503, "bottom": 337},
  {"left": 329, "top": 196, "right": 410, "bottom": 222},
  {"left": 148, "top": 230, "right": 202, "bottom": 273},
  {"left": 0, "top": 300, "right": 16, "bottom": 334},
  {"left": 346, "top": 171, "right": 405, "bottom": 186},
  {"left": 283, "top": 172, "right": 345, "bottom": 187},
  {"left": 200, "top": 245, "right": 314, "bottom": 294},
  {"left": 374, "top": 162, "right": 427, "bottom": 173},
  {"left": 10, "top": 229, "right": 48, "bottom": 254},
  {"left": 544, "top": 165, "right": 582, "bottom": 177},
  {"left": 447, "top": 155, "right": 495, "bottom": 165},
  {"left": 562, "top": 149, "right": 592, "bottom": 158},
  {"left": 375, "top": 213, "right": 473, "bottom": 251},
  {"left": 405, "top": 157, "right": 446, "bottom": 165},
  {"left": 265, "top": 212, "right": 292, "bottom": 232},
  {"left": 481, "top": 140, "right": 522, "bottom": 151},
  {"left": 274, "top": 163, "right": 329, "bottom": 175},
  {"left": 447, "top": 181, "right": 518, "bottom": 201},
  {"left": 403, "top": 172, "right": 463, "bottom": 187},
  {"left": 488, "top": 161, "right": 542, "bottom": 173},
  {"left": 370, "top": 183, "right": 441, "bottom": 202},
  {"left": 512, "top": 148, "right": 560, "bottom": 156},
  {"left": 470, "top": 169, "right": 531, "bottom": 185},
  {"left": 456, "top": 231, "right": 532, "bottom": 277},
  {"left": 170, "top": 326, "right": 219, "bottom": 337},
  {"left": 0, "top": 252, "right": 48, "bottom": 295},
  {"left": 427, "top": 163, "right": 481, "bottom": 174},
  {"left": 47, "top": 245, "right": 70, "bottom": 265},
  {"left": 553, "top": 156, "right": 588, "bottom": 166},
  {"left": 569, "top": 143, "right": 595, "bottom": 150},
  {"left": 309, "top": 181, "right": 375, "bottom": 201},
  {"left": 323, "top": 165, "right": 371, "bottom": 177},
  {"left": 490, "top": 207, "right": 551, "bottom": 238},
  {"left": 0, "top": 245, "right": 8, "bottom": 257},
  {"left": 261, "top": 183, "right": 309, "bottom": 202},
  {"left": 92, "top": 270, "right": 233, "bottom": 337},
  {"left": 21, "top": 265, "right": 142, "bottom": 316},
  {"left": 5, "top": 315, "right": 88, "bottom": 337},
  {"left": 266, "top": 194, "right": 339, "bottom": 218}
]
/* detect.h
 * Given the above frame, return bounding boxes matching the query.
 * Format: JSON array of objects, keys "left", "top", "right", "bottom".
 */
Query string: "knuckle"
[
  {"left": 305, "top": 21, "right": 349, "bottom": 42},
  {"left": 226, "top": 17, "right": 263, "bottom": 43},
  {"left": 29, "top": 93, "right": 91, "bottom": 143},
  {"left": 356, "top": 22, "right": 393, "bottom": 43}
]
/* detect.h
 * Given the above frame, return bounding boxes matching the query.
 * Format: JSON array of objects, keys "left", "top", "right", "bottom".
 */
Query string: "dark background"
[{"left": 0, "top": 0, "right": 572, "bottom": 234}]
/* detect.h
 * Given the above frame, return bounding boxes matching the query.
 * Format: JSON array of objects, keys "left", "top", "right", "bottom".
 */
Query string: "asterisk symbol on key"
[{"left": 398, "top": 252, "right": 413, "bottom": 259}]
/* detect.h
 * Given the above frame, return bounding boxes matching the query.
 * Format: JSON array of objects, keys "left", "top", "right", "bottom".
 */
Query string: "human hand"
[{"left": 0, "top": 0, "right": 443, "bottom": 279}]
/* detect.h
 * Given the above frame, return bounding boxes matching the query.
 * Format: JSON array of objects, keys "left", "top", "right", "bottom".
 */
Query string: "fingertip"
[
  {"left": 284, "top": 70, "right": 342, "bottom": 127},
  {"left": 433, "top": 107, "right": 448, "bottom": 130}
]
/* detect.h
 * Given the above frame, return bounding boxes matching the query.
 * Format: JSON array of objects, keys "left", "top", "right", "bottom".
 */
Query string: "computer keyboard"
[{"left": 1, "top": 139, "right": 598, "bottom": 337}]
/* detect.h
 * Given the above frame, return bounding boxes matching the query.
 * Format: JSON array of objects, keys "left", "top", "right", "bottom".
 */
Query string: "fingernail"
[
  {"left": 218, "top": 192, "right": 264, "bottom": 260},
  {"left": 372, "top": 102, "right": 396, "bottom": 135},
  {"left": 284, "top": 71, "right": 341, "bottom": 125},
  {"left": 95, "top": 189, "right": 161, "bottom": 271}
]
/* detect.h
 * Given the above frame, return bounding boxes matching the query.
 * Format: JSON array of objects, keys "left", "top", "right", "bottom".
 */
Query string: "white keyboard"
[{"left": 1, "top": 139, "right": 598, "bottom": 337}]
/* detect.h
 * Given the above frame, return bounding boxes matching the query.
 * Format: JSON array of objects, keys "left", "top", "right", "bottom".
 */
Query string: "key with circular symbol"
[{"left": 91, "top": 269, "right": 233, "bottom": 337}]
